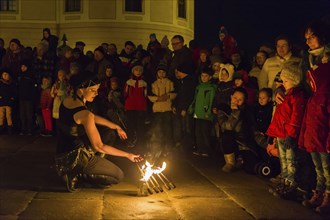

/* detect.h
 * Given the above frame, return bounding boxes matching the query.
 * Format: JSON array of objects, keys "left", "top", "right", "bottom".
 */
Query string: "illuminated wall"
[{"left": 0, "top": 0, "right": 194, "bottom": 52}]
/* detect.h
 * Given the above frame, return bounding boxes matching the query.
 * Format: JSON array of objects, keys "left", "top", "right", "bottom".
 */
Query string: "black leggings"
[{"left": 83, "top": 155, "right": 124, "bottom": 185}]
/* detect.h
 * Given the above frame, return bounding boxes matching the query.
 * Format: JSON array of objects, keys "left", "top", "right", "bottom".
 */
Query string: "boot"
[
  {"left": 7, "top": 125, "right": 13, "bottom": 135},
  {"left": 222, "top": 153, "right": 235, "bottom": 172},
  {"left": 315, "top": 192, "right": 330, "bottom": 214},
  {"left": 302, "top": 190, "right": 323, "bottom": 208},
  {"left": 63, "top": 173, "right": 80, "bottom": 193}
]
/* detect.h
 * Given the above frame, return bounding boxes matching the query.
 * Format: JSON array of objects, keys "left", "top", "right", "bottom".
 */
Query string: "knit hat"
[
  {"left": 210, "top": 55, "right": 224, "bottom": 66},
  {"left": 160, "top": 35, "right": 169, "bottom": 47},
  {"left": 233, "top": 70, "right": 249, "bottom": 84},
  {"left": 131, "top": 61, "right": 144, "bottom": 73},
  {"left": 219, "top": 63, "right": 235, "bottom": 79},
  {"left": 176, "top": 62, "right": 192, "bottom": 75},
  {"left": 200, "top": 67, "right": 214, "bottom": 76},
  {"left": 280, "top": 64, "right": 302, "bottom": 86},
  {"left": 219, "top": 26, "right": 228, "bottom": 36},
  {"left": 10, "top": 38, "right": 21, "bottom": 46},
  {"left": 20, "top": 60, "right": 32, "bottom": 69},
  {"left": 150, "top": 33, "right": 156, "bottom": 39},
  {"left": 156, "top": 61, "right": 168, "bottom": 72}
]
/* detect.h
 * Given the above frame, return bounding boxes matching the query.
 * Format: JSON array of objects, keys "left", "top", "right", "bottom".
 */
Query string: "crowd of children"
[{"left": 0, "top": 20, "right": 329, "bottom": 213}]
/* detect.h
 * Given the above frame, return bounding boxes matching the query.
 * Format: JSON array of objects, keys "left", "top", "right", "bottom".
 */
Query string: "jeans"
[
  {"left": 277, "top": 138, "right": 297, "bottom": 185},
  {"left": 19, "top": 100, "right": 34, "bottom": 133},
  {"left": 310, "top": 152, "right": 330, "bottom": 193},
  {"left": 195, "top": 119, "right": 212, "bottom": 154},
  {"left": 0, "top": 106, "right": 13, "bottom": 126}
]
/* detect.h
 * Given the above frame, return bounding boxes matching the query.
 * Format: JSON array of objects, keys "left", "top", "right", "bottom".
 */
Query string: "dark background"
[{"left": 194, "top": 0, "right": 330, "bottom": 59}]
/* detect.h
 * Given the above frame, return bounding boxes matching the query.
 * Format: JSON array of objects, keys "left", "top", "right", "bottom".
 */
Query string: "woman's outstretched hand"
[
  {"left": 128, "top": 154, "right": 143, "bottom": 162},
  {"left": 117, "top": 128, "right": 127, "bottom": 140}
]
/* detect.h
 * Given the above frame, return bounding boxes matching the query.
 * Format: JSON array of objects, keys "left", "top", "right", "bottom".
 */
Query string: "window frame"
[
  {"left": 123, "top": 0, "right": 143, "bottom": 14},
  {"left": 64, "top": 0, "right": 82, "bottom": 13},
  {"left": 0, "top": 0, "right": 17, "bottom": 12},
  {"left": 178, "top": 0, "right": 186, "bottom": 19}
]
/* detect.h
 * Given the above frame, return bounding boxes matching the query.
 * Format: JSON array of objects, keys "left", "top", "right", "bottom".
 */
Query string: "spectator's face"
[
  {"left": 219, "top": 33, "right": 225, "bottom": 42},
  {"left": 108, "top": 45, "right": 117, "bottom": 55},
  {"left": 105, "top": 68, "right": 113, "bottom": 77},
  {"left": 220, "top": 69, "right": 229, "bottom": 81},
  {"left": 200, "top": 73, "right": 211, "bottom": 83},
  {"left": 42, "top": 77, "right": 50, "bottom": 86},
  {"left": 276, "top": 39, "right": 290, "bottom": 58},
  {"left": 256, "top": 52, "right": 267, "bottom": 66},
  {"left": 305, "top": 29, "right": 320, "bottom": 50},
  {"left": 200, "top": 53, "right": 207, "bottom": 62},
  {"left": 234, "top": 78, "right": 243, "bottom": 87},
  {"left": 157, "top": 69, "right": 167, "bottom": 79},
  {"left": 76, "top": 45, "right": 84, "bottom": 52},
  {"left": 124, "top": 45, "right": 134, "bottom": 55},
  {"left": 43, "top": 31, "right": 49, "bottom": 39},
  {"left": 258, "top": 91, "right": 271, "bottom": 106},
  {"left": 110, "top": 81, "right": 118, "bottom": 90},
  {"left": 132, "top": 66, "right": 143, "bottom": 77},
  {"left": 64, "top": 50, "right": 73, "bottom": 59},
  {"left": 21, "top": 65, "right": 27, "bottom": 72},
  {"left": 231, "top": 53, "right": 241, "bottom": 64},
  {"left": 57, "top": 70, "right": 65, "bottom": 81},
  {"left": 9, "top": 42, "right": 19, "bottom": 52},
  {"left": 171, "top": 38, "right": 183, "bottom": 51},
  {"left": 231, "top": 91, "right": 245, "bottom": 108},
  {"left": 94, "top": 50, "right": 104, "bottom": 61},
  {"left": 212, "top": 62, "right": 221, "bottom": 72},
  {"left": 281, "top": 76, "right": 295, "bottom": 91},
  {"left": 212, "top": 46, "right": 221, "bottom": 55},
  {"left": 1, "top": 72, "right": 10, "bottom": 81}
]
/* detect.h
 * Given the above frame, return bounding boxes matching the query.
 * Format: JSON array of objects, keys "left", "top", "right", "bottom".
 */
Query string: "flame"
[{"left": 141, "top": 161, "right": 166, "bottom": 181}]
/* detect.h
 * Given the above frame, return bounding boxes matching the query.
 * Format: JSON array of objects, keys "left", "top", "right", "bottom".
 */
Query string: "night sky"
[{"left": 194, "top": 0, "right": 330, "bottom": 58}]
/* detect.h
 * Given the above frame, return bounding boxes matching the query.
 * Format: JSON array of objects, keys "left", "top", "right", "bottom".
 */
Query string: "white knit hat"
[{"left": 280, "top": 63, "right": 302, "bottom": 86}]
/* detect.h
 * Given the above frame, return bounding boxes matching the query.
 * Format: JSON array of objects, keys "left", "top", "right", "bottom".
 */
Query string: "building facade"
[{"left": 0, "top": 0, "right": 194, "bottom": 51}]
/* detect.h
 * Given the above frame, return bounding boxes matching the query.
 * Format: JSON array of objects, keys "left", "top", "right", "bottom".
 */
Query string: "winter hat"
[
  {"left": 20, "top": 60, "right": 32, "bottom": 69},
  {"left": 176, "top": 62, "right": 192, "bottom": 75},
  {"left": 9, "top": 38, "right": 21, "bottom": 46},
  {"left": 233, "top": 70, "right": 249, "bottom": 84},
  {"left": 219, "top": 26, "right": 228, "bottom": 36},
  {"left": 219, "top": 63, "right": 235, "bottom": 79},
  {"left": 210, "top": 55, "right": 224, "bottom": 66},
  {"left": 156, "top": 61, "right": 168, "bottom": 72},
  {"left": 150, "top": 33, "right": 156, "bottom": 39},
  {"left": 280, "top": 64, "right": 302, "bottom": 86},
  {"left": 200, "top": 67, "right": 214, "bottom": 76},
  {"left": 160, "top": 35, "right": 169, "bottom": 47},
  {"left": 110, "top": 76, "right": 119, "bottom": 83},
  {"left": 131, "top": 61, "right": 144, "bottom": 73}
]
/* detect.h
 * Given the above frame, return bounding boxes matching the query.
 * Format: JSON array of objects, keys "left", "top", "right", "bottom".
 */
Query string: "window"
[
  {"left": 65, "top": 0, "right": 81, "bottom": 12},
  {"left": 0, "top": 0, "right": 16, "bottom": 11},
  {"left": 125, "top": 0, "right": 142, "bottom": 12},
  {"left": 178, "top": 0, "right": 186, "bottom": 19}
]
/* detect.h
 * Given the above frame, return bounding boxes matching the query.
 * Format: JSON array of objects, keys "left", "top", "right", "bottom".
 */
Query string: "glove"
[{"left": 284, "top": 136, "right": 297, "bottom": 150}]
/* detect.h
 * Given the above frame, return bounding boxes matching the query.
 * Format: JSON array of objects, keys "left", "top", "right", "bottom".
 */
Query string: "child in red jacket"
[
  {"left": 266, "top": 63, "right": 307, "bottom": 200},
  {"left": 40, "top": 76, "right": 53, "bottom": 136}
]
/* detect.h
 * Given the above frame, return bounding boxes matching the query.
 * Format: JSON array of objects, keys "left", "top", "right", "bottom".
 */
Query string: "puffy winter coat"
[
  {"left": 0, "top": 79, "right": 16, "bottom": 107},
  {"left": 266, "top": 86, "right": 307, "bottom": 139},
  {"left": 124, "top": 76, "right": 147, "bottom": 111},
  {"left": 148, "top": 78, "right": 176, "bottom": 113},
  {"left": 299, "top": 62, "right": 330, "bottom": 153}
]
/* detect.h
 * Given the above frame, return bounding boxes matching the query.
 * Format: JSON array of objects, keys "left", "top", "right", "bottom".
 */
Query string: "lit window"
[
  {"left": 125, "top": 0, "right": 142, "bottom": 12},
  {"left": 65, "top": 0, "right": 81, "bottom": 12},
  {"left": 178, "top": 0, "right": 186, "bottom": 19},
  {"left": 0, "top": 0, "right": 16, "bottom": 11}
]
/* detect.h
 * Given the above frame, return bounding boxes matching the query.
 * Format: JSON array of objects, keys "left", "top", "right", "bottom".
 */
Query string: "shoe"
[
  {"left": 192, "top": 151, "right": 201, "bottom": 156},
  {"left": 200, "top": 153, "right": 209, "bottom": 157},
  {"left": 302, "top": 190, "right": 323, "bottom": 208},
  {"left": 270, "top": 174, "right": 283, "bottom": 184},
  {"left": 40, "top": 131, "right": 52, "bottom": 137},
  {"left": 63, "top": 174, "right": 80, "bottom": 193},
  {"left": 273, "top": 184, "right": 297, "bottom": 200},
  {"left": 315, "top": 192, "right": 330, "bottom": 214}
]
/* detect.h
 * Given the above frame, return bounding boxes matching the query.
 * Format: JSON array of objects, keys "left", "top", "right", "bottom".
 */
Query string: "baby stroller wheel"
[{"left": 259, "top": 163, "right": 271, "bottom": 177}]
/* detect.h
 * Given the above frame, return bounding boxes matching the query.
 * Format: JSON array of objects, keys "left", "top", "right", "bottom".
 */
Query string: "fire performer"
[{"left": 55, "top": 71, "right": 143, "bottom": 192}]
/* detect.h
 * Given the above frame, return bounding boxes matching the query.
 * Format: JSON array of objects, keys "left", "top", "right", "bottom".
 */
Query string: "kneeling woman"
[{"left": 55, "top": 72, "right": 143, "bottom": 192}]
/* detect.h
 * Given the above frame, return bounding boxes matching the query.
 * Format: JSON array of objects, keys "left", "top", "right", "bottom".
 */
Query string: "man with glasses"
[{"left": 168, "top": 35, "right": 194, "bottom": 80}]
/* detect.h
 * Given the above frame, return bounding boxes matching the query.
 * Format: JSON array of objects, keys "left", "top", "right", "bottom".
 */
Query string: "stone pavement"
[{"left": 0, "top": 134, "right": 327, "bottom": 220}]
